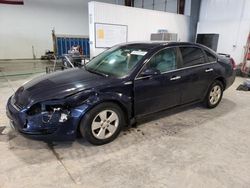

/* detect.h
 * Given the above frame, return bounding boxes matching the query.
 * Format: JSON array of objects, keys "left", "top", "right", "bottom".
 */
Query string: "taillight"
[{"left": 230, "top": 58, "right": 236, "bottom": 70}]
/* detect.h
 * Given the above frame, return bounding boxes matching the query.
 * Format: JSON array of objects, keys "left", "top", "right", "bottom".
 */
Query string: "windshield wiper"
[{"left": 85, "top": 67, "right": 109, "bottom": 77}]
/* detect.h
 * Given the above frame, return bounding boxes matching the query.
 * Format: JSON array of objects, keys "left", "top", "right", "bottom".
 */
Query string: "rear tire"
[
  {"left": 79, "top": 102, "right": 124, "bottom": 145},
  {"left": 204, "top": 80, "right": 224, "bottom": 108}
]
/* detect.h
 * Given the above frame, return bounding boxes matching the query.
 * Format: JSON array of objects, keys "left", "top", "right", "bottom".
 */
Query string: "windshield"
[{"left": 85, "top": 46, "right": 148, "bottom": 77}]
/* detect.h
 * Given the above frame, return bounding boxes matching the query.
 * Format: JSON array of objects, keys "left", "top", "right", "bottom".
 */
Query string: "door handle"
[
  {"left": 170, "top": 76, "right": 181, "bottom": 81},
  {"left": 205, "top": 68, "right": 213, "bottom": 72}
]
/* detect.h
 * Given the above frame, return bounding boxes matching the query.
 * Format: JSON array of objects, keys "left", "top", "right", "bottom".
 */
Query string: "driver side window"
[{"left": 146, "top": 48, "right": 177, "bottom": 73}]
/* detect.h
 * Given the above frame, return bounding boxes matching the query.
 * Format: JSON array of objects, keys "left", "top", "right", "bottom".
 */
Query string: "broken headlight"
[{"left": 27, "top": 102, "right": 70, "bottom": 123}]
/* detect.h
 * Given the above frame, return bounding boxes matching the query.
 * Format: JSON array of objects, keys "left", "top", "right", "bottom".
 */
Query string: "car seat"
[{"left": 156, "top": 51, "right": 176, "bottom": 72}]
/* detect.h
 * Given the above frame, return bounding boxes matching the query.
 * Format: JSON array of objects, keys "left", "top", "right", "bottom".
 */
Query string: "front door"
[{"left": 134, "top": 47, "right": 182, "bottom": 116}]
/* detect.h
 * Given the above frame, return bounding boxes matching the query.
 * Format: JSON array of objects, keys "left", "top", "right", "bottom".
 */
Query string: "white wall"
[
  {"left": 197, "top": 0, "right": 250, "bottom": 64},
  {"left": 88, "top": 1, "right": 191, "bottom": 57},
  {"left": 0, "top": 0, "right": 186, "bottom": 59},
  {"left": 0, "top": 0, "right": 121, "bottom": 59}
]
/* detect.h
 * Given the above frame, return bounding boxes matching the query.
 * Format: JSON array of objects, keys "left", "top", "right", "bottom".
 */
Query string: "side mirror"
[{"left": 140, "top": 68, "right": 160, "bottom": 77}]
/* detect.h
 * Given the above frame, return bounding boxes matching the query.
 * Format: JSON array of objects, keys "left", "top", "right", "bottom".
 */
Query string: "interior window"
[
  {"left": 180, "top": 47, "right": 205, "bottom": 67},
  {"left": 145, "top": 48, "right": 177, "bottom": 73},
  {"left": 205, "top": 50, "right": 217, "bottom": 62}
]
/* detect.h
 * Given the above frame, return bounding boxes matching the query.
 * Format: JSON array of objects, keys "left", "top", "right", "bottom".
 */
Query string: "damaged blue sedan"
[{"left": 6, "top": 42, "right": 236, "bottom": 145}]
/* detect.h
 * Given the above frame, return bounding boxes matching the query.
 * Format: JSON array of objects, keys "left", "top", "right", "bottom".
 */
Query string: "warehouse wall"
[
  {"left": 197, "top": 0, "right": 250, "bottom": 64},
  {"left": 0, "top": 0, "right": 181, "bottom": 60},
  {"left": 134, "top": 0, "right": 178, "bottom": 13},
  {"left": 0, "top": 0, "right": 120, "bottom": 59},
  {"left": 88, "top": 1, "right": 191, "bottom": 57}
]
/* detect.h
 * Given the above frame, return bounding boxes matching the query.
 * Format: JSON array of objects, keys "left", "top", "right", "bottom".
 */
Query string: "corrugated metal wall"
[{"left": 56, "top": 36, "right": 90, "bottom": 57}]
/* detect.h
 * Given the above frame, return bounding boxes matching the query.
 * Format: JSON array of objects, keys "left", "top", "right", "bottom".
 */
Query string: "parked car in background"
[{"left": 6, "top": 42, "right": 236, "bottom": 145}]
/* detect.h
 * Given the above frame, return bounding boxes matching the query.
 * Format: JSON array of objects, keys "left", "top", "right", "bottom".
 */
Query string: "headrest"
[{"left": 162, "top": 52, "right": 174, "bottom": 61}]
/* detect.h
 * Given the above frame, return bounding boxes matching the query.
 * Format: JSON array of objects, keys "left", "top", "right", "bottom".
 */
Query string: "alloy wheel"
[
  {"left": 91, "top": 110, "right": 119, "bottom": 140},
  {"left": 209, "top": 85, "right": 222, "bottom": 105}
]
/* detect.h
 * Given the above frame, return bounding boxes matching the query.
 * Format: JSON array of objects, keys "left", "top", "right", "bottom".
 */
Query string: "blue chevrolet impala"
[{"left": 6, "top": 42, "right": 236, "bottom": 145}]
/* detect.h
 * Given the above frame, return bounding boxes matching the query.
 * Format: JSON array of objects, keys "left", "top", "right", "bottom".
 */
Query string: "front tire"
[
  {"left": 204, "top": 80, "right": 224, "bottom": 108},
  {"left": 80, "top": 102, "right": 124, "bottom": 145}
]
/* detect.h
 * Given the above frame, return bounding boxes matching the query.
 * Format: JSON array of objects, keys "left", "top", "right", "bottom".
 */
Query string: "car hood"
[{"left": 13, "top": 68, "right": 113, "bottom": 108}]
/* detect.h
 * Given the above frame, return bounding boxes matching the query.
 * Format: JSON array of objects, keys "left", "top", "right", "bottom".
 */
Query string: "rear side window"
[
  {"left": 180, "top": 47, "right": 206, "bottom": 67},
  {"left": 205, "top": 50, "right": 217, "bottom": 62}
]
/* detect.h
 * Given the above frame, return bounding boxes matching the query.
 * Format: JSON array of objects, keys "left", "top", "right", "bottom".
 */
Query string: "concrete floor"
[
  {"left": 0, "top": 61, "right": 250, "bottom": 188},
  {"left": 0, "top": 59, "right": 50, "bottom": 77}
]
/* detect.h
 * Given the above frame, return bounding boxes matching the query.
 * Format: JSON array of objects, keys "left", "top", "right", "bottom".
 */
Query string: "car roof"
[{"left": 119, "top": 41, "right": 205, "bottom": 51}]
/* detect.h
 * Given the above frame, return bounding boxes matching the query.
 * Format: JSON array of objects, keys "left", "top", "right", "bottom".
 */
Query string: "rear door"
[{"left": 178, "top": 46, "right": 217, "bottom": 104}]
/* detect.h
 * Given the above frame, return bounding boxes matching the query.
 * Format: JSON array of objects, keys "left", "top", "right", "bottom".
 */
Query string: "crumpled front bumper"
[{"left": 6, "top": 97, "right": 88, "bottom": 141}]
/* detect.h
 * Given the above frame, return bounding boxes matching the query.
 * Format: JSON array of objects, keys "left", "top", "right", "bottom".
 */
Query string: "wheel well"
[
  {"left": 77, "top": 100, "right": 130, "bottom": 136},
  {"left": 215, "top": 77, "right": 226, "bottom": 90},
  {"left": 103, "top": 100, "right": 130, "bottom": 125}
]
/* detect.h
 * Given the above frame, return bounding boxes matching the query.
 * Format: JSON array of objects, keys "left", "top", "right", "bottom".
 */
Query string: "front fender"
[
  {"left": 86, "top": 91, "right": 132, "bottom": 118},
  {"left": 71, "top": 91, "right": 133, "bottom": 128}
]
